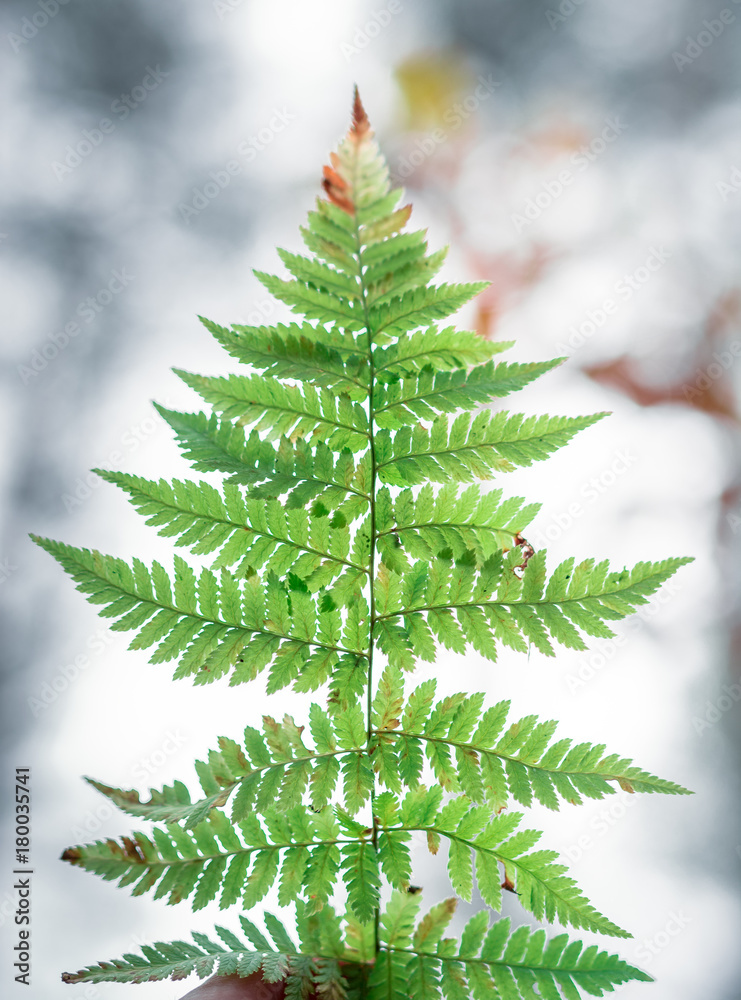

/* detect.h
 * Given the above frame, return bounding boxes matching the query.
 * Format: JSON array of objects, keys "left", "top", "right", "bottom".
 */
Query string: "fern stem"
[{"left": 349, "top": 177, "right": 382, "bottom": 963}]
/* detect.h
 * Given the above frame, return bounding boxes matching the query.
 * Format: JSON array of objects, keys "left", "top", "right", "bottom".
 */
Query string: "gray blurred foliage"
[{"left": 1, "top": 0, "right": 247, "bottom": 743}]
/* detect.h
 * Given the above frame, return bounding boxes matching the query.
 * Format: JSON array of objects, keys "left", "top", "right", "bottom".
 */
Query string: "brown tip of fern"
[{"left": 351, "top": 85, "right": 371, "bottom": 139}]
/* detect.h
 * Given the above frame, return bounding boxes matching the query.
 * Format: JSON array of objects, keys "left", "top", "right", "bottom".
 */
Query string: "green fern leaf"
[
  {"left": 342, "top": 841, "right": 382, "bottom": 923},
  {"left": 368, "top": 282, "right": 489, "bottom": 340},
  {"left": 374, "top": 326, "right": 507, "bottom": 379},
  {"left": 367, "top": 246, "right": 448, "bottom": 306},
  {"left": 154, "top": 406, "right": 371, "bottom": 518},
  {"left": 61, "top": 912, "right": 327, "bottom": 991},
  {"left": 372, "top": 894, "right": 651, "bottom": 1000},
  {"left": 376, "top": 412, "right": 606, "bottom": 487},
  {"left": 202, "top": 317, "right": 368, "bottom": 397},
  {"left": 376, "top": 552, "right": 692, "bottom": 666},
  {"left": 254, "top": 270, "right": 366, "bottom": 329},
  {"left": 61, "top": 894, "right": 650, "bottom": 996},
  {"left": 175, "top": 369, "right": 370, "bottom": 451},
  {"left": 374, "top": 358, "right": 563, "bottom": 430},
  {"left": 376, "top": 483, "right": 540, "bottom": 573},
  {"left": 370, "top": 667, "right": 691, "bottom": 809},
  {"left": 375, "top": 790, "right": 628, "bottom": 937},
  {"left": 97, "top": 470, "right": 367, "bottom": 591},
  {"left": 61, "top": 805, "right": 350, "bottom": 913},
  {"left": 32, "top": 537, "right": 367, "bottom": 691}
]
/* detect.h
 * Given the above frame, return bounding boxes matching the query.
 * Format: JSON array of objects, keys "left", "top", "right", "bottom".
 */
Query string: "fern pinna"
[{"left": 36, "top": 91, "right": 691, "bottom": 999}]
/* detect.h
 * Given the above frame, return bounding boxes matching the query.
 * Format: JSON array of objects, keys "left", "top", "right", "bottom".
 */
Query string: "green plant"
[{"left": 36, "top": 91, "right": 691, "bottom": 999}]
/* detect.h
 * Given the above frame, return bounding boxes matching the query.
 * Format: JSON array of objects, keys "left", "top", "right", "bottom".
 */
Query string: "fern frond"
[
  {"left": 359, "top": 229, "right": 427, "bottom": 271},
  {"left": 97, "top": 471, "right": 368, "bottom": 591},
  {"left": 62, "top": 895, "right": 649, "bottom": 996},
  {"left": 84, "top": 775, "right": 222, "bottom": 829},
  {"left": 276, "top": 247, "right": 363, "bottom": 300},
  {"left": 61, "top": 911, "right": 327, "bottom": 991},
  {"left": 375, "top": 551, "right": 692, "bottom": 667},
  {"left": 373, "top": 358, "right": 564, "bottom": 430},
  {"left": 371, "top": 894, "right": 651, "bottom": 1000},
  {"left": 66, "top": 800, "right": 382, "bottom": 925},
  {"left": 254, "top": 270, "right": 367, "bottom": 330},
  {"left": 61, "top": 805, "right": 346, "bottom": 912},
  {"left": 88, "top": 703, "right": 373, "bottom": 828},
  {"left": 63, "top": 803, "right": 384, "bottom": 922},
  {"left": 155, "top": 406, "right": 371, "bottom": 518},
  {"left": 375, "top": 787, "right": 628, "bottom": 937},
  {"left": 368, "top": 282, "right": 489, "bottom": 341},
  {"left": 31, "top": 537, "right": 368, "bottom": 691},
  {"left": 175, "top": 370, "right": 370, "bottom": 452},
  {"left": 341, "top": 840, "right": 382, "bottom": 924},
  {"left": 376, "top": 482, "right": 539, "bottom": 572},
  {"left": 374, "top": 326, "right": 508, "bottom": 379},
  {"left": 370, "top": 666, "right": 691, "bottom": 808},
  {"left": 366, "top": 247, "right": 448, "bottom": 306},
  {"left": 376, "top": 411, "right": 606, "bottom": 487},
  {"left": 201, "top": 318, "right": 368, "bottom": 397}
]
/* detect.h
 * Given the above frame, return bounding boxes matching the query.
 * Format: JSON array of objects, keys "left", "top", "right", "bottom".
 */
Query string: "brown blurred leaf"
[
  {"left": 584, "top": 291, "right": 741, "bottom": 424},
  {"left": 516, "top": 118, "right": 592, "bottom": 162},
  {"left": 468, "top": 244, "right": 556, "bottom": 340}
]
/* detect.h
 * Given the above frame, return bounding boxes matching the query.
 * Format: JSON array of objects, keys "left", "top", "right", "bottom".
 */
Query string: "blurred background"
[{"left": 1, "top": 0, "right": 740, "bottom": 997}]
